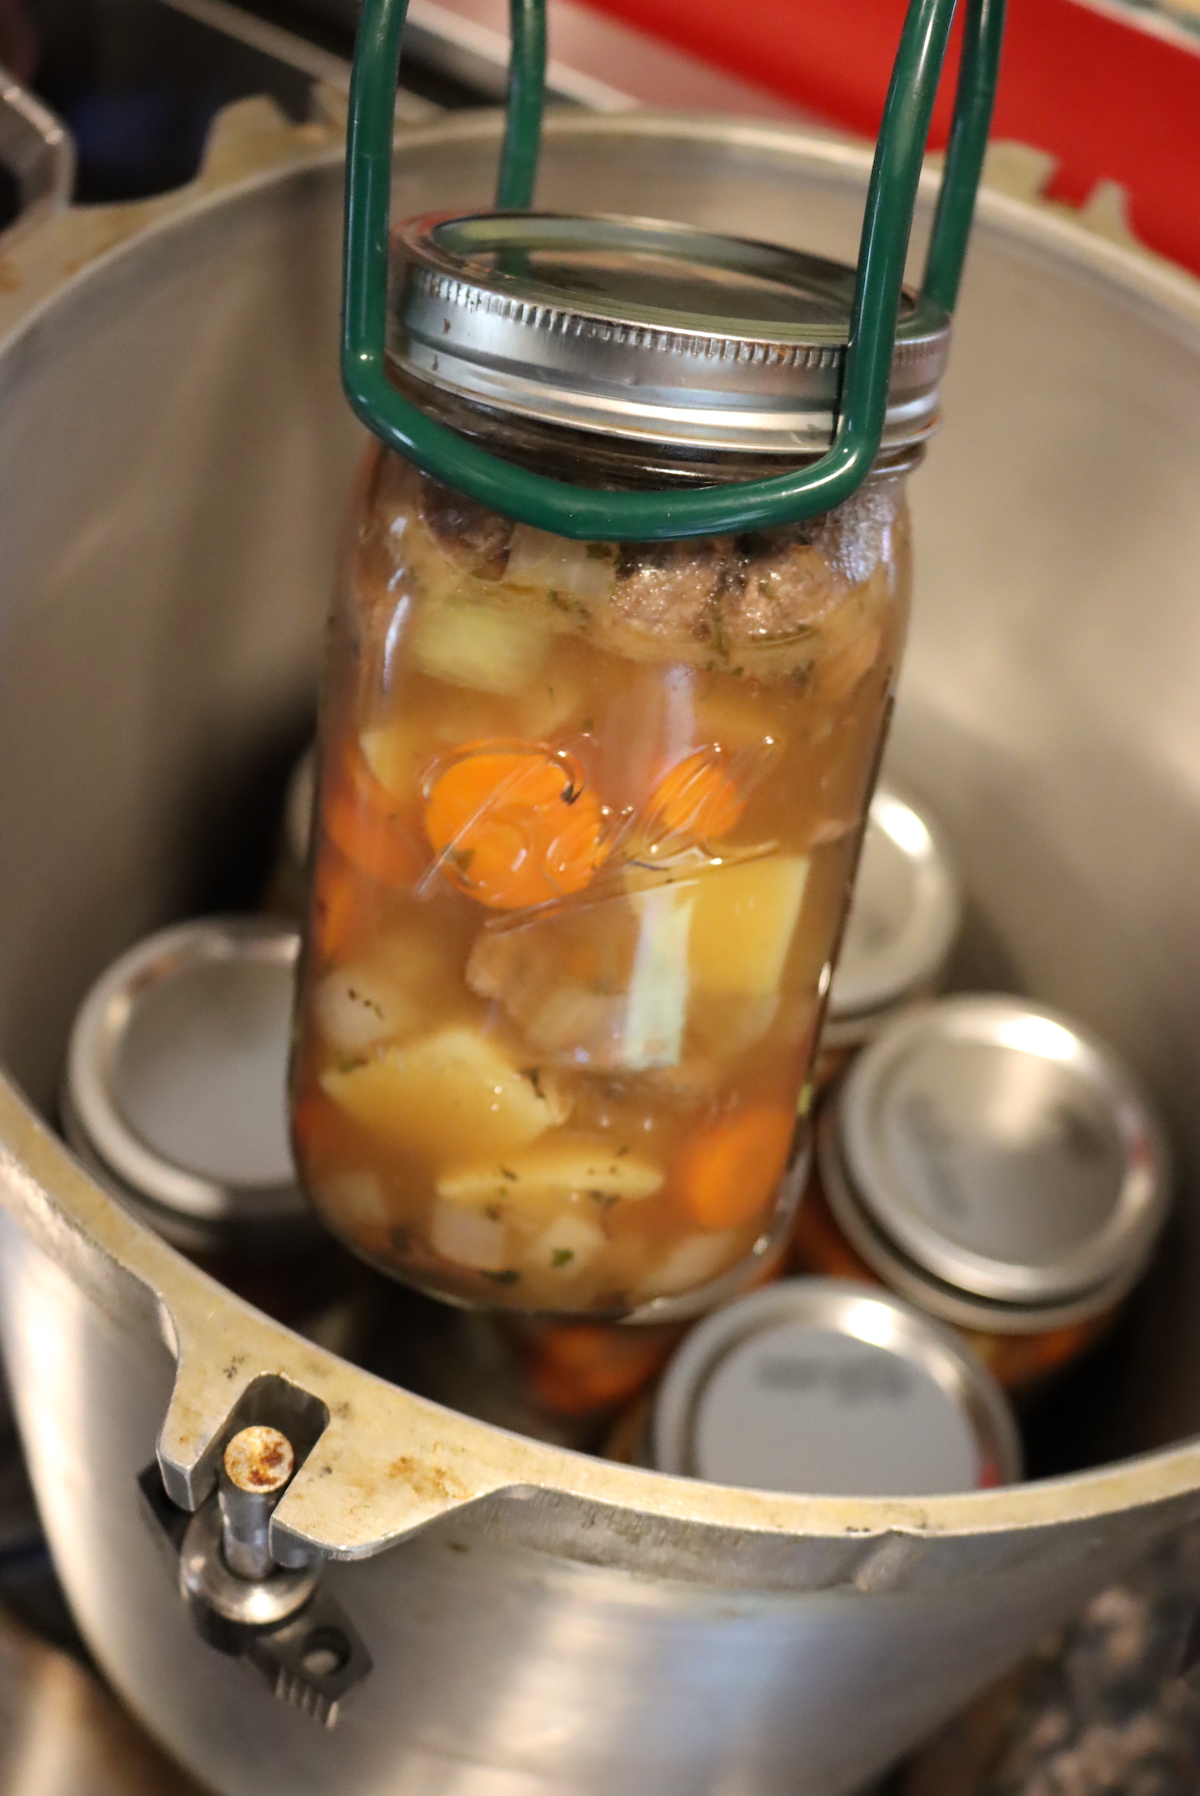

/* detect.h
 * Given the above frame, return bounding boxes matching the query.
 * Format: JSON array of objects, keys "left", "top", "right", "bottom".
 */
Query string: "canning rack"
[{"left": 343, "top": 0, "right": 1005, "bottom": 540}]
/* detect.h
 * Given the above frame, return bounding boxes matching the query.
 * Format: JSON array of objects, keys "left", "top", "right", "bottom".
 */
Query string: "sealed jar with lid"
[
  {"left": 792, "top": 995, "right": 1171, "bottom": 1391},
  {"left": 263, "top": 743, "right": 316, "bottom": 919},
  {"left": 291, "top": 213, "right": 951, "bottom": 1317},
  {"left": 63, "top": 918, "right": 371, "bottom": 1350},
  {"left": 816, "top": 784, "right": 960, "bottom": 1086},
  {"left": 609, "top": 1278, "right": 1021, "bottom": 1494}
]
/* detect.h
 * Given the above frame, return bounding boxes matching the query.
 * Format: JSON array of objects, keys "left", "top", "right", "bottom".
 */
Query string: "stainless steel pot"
[{"left": 4, "top": 99, "right": 1200, "bottom": 1796}]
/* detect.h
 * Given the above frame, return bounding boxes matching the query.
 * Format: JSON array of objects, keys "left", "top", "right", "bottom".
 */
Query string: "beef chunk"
[{"left": 419, "top": 474, "right": 514, "bottom": 580}]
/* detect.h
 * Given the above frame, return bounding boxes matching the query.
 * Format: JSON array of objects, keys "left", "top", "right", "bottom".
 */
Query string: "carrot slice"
[
  {"left": 671, "top": 1106, "right": 796, "bottom": 1230},
  {"left": 322, "top": 741, "right": 427, "bottom": 892},
  {"left": 290, "top": 1091, "right": 348, "bottom": 1177},
  {"left": 310, "top": 853, "right": 377, "bottom": 964},
  {"left": 646, "top": 746, "right": 746, "bottom": 845},
  {"left": 516, "top": 1320, "right": 682, "bottom": 1415},
  {"left": 423, "top": 740, "right": 608, "bottom": 910}
]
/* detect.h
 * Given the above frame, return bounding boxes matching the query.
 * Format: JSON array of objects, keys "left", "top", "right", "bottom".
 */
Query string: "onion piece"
[
  {"left": 314, "top": 963, "right": 421, "bottom": 1055},
  {"left": 506, "top": 527, "right": 617, "bottom": 607},
  {"left": 531, "top": 1211, "right": 607, "bottom": 1273},
  {"left": 429, "top": 1200, "right": 510, "bottom": 1272},
  {"left": 313, "top": 1171, "right": 390, "bottom": 1229},
  {"left": 637, "top": 1231, "right": 741, "bottom": 1299}
]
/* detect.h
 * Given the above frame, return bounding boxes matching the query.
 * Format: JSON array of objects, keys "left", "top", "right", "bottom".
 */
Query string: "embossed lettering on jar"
[{"left": 290, "top": 214, "right": 949, "bottom": 1317}]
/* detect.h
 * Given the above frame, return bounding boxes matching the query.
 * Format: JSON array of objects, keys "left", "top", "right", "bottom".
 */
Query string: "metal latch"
[{"left": 141, "top": 1425, "right": 371, "bottom": 1727}]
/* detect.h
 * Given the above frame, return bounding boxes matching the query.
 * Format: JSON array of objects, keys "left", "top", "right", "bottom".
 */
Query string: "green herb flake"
[
  {"left": 551, "top": 1248, "right": 575, "bottom": 1268},
  {"left": 483, "top": 1268, "right": 521, "bottom": 1286},
  {"left": 347, "top": 987, "right": 385, "bottom": 1020},
  {"left": 499, "top": 1167, "right": 518, "bottom": 1181}
]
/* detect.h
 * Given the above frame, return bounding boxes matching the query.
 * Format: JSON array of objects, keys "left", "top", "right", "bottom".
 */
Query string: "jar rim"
[{"left": 389, "top": 211, "right": 952, "bottom": 456}]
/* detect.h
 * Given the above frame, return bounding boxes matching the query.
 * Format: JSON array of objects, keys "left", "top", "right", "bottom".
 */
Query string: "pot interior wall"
[{"left": 3, "top": 118, "right": 1200, "bottom": 1477}]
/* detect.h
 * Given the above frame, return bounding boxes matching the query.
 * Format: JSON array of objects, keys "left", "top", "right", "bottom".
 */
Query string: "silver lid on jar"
[
  {"left": 389, "top": 212, "right": 952, "bottom": 454},
  {"left": 651, "top": 1279, "right": 1020, "bottom": 1496},
  {"left": 284, "top": 743, "right": 316, "bottom": 877},
  {"left": 825, "top": 787, "right": 961, "bottom": 1045},
  {"left": 833, "top": 995, "right": 1170, "bottom": 1312},
  {"left": 63, "top": 918, "right": 307, "bottom": 1243}
]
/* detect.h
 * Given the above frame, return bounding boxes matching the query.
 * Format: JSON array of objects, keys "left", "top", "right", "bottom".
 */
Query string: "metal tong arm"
[{"left": 342, "top": 0, "right": 1005, "bottom": 540}]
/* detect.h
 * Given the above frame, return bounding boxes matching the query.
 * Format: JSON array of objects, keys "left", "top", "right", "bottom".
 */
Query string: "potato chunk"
[
  {"left": 412, "top": 593, "right": 547, "bottom": 696},
  {"left": 360, "top": 721, "right": 424, "bottom": 799},
  {"left": 688, "top": 855, "right": 809, "bottom": 997},
  {"left": 436, "top": 1137, "right": 663, "bottom": 1220},
  {"left": 321, "top": 1026, "right": 567, "bottom": 1165}
]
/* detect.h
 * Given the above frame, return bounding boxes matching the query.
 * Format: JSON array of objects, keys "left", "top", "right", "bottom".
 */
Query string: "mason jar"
[
  {"left": 815, "top": 783, "right": 961, "bottom": 1090},
  {"left": 606, "top": 1278, "right": 1022, "bottom": 1495},
  {"left": 792, "top": 995, "right": 1171, "bottom": 1391},
  {"left": 291, "top": 212, "right": 950, "bottom": 1317},
  {"left": 63, "top": 918, "right": 377, "bottom": 1352}
]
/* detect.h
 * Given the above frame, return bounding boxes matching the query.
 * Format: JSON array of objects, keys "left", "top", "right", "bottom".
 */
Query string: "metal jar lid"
[
  {"left": 284, "top": 743, "right": 316, "bottom": 877},
  {"left": 63, "top": 918, "right": 307, "bottom": 1247},
  {"left": 833, "top": 995, "right": 1170, "bottom": 1314},
  {"left": 389, "top": 212, "right": 952, "bottom": 454},
  {"left": 825, "top": 787, "right": 961, "bottom": 1045},
  {"left": 651, "top": 1279, "right": 1020, "bottom": 1496}
]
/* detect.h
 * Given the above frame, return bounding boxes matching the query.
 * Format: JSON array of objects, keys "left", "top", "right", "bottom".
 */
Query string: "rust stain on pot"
[
  {"left": 224, "top": 1425, "right": 295, "bottom": 1494},
  {"left": 389, "top": 1455, "right": 470, "bottom": 1504}
]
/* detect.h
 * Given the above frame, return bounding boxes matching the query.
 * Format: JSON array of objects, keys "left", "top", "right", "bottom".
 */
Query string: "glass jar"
[
  {"left": 814, "top": 784, "right": 961, "bottom": 1091},
  {"left": 792, "top": 995, "right": 1171, "bottom": 1392},
  {"left": 291, "top": 213, "right": 951, "bottom": 1318},
  {"left": 63, "top": 918, "right": 376, "bottom": 1353},
  {"left": 605, "top": 1278, "right": 1022, "bottom": 1494},
  {"left": 263, "top": 743, "right": 316, "bottom": 920}
]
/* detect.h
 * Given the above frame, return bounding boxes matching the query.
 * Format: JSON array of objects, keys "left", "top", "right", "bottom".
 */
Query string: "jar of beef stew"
[
  {"left": 291, "top": 213, "right": 951, "bottom": 1317},
  {"left": 793, "top": 995, "right": 1171, "bottom": 1391}
]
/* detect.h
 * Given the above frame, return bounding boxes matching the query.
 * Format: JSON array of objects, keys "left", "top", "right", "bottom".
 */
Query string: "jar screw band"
[{"left": 343, "top": 0, "right": 1005, "bottom": 541}]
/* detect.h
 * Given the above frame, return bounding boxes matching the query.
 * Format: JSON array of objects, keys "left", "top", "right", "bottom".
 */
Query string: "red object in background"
[{"left": 577, "top": 0, "right": 1200, "bottom": 277}]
